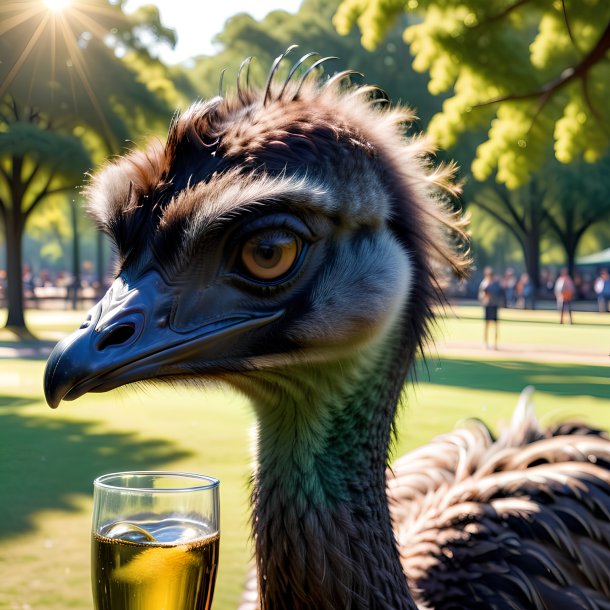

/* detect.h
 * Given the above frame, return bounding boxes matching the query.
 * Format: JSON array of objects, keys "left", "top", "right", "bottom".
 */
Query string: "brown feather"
[{"left": 390, "top": 392, "right": 610, "bottom": 609}]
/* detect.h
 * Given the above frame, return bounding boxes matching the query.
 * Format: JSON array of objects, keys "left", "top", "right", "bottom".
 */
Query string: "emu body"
[{"left": 44, "top": 51, "right": 610, "bottom": 609}]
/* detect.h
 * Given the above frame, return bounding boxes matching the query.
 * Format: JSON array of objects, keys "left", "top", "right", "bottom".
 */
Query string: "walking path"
[
  {"left": 0, "top": 343, "right": 54, "bottom": 359},
  {"left": 434, "top": 338, "right": 609, "bottom": 366}
]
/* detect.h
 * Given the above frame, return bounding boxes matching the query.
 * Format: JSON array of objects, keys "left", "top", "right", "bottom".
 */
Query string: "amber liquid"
[{"left": 92, "top": 519, "right": 219, "bottom": 610}]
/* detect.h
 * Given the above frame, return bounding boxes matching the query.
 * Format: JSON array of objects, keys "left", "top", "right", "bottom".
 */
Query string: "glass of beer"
[{"left": 91, "top": 471, "right": 220, "bottom": 610}]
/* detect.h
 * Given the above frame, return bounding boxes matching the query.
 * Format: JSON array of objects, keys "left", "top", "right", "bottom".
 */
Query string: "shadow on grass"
[
  {"left": 0, "top": 395, "right": 192, "bottom": 540},
  {"left": 0, "top": 337, "right": 55, "bottom": 360},
  {"left": 418, "top": 358, "right": 610, "bottom": 399},
  {"left": 0, "top": 396, "right": 33, "bottom": 408}
]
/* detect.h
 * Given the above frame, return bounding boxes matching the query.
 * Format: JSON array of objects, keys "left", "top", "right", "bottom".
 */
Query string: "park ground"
[{"left": 0, "top": 305, "right": 608, "bottom": 610}]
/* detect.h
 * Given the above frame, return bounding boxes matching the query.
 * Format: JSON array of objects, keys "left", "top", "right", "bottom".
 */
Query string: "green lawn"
[
  {"left": 435, "top": 305, "right": 609, "bottom": 351},
  {"left": 0, "top": 307, "right": 609, "bottom": 609}
]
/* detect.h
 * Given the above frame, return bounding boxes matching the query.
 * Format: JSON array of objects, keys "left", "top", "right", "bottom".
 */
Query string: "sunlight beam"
[
  {"left": 0, "top": 12, "right": 50, "bottom": 100},
  {"left": 44, "top": 0, "right": 72, "bottom": 12},
  {"left": 0, "top": 5, "right": 44, "bottom": 37},
  {"left": 70, "top": 7, "right": 120, "bottom": 44},
  {"left": 56, "top": 16, "right": 117, "bottom": 151}
]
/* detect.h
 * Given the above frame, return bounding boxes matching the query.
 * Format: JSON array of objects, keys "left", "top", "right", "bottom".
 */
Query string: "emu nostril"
[{"left": 97, "top": 323, "right": 136, "bottom": 351}]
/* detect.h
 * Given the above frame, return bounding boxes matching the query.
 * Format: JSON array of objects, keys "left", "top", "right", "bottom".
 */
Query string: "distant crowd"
[
  {"left": 449, "top": 266, "right": 610, "bottom": 313},
  {"left": 1, "top": 263, "right": 609, "bottom": 314},
  {"left": 474, "top": 265, "right": 609, "bottom": 348},
  {"left": 0, "top": 262, "right": 108, "bottom": 307}
]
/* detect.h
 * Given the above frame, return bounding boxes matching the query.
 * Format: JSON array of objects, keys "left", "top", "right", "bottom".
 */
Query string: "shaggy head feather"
[{"left": 86, "top": 60, "right": 468, "bottom": 385}]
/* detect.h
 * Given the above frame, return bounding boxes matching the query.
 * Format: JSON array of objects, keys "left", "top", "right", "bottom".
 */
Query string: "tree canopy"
[
  {"left": 334, "top": 0, "right": 610, "bottom": 188},
  {"left": 186, "top": 0, "right": 442, "bottom": 127},
  {"left": 0, "top": 0, "right": 179, "bottom": 149}
]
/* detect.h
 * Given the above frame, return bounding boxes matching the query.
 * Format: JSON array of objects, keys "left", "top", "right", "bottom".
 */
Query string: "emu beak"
[{"left": 43, "top": 271, "right": 281, "bottom": 408}]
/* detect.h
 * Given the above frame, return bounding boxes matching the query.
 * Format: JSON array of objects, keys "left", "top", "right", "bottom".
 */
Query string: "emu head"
[{"left": 44, "top": 51, "right": 468, "bottom": 409}]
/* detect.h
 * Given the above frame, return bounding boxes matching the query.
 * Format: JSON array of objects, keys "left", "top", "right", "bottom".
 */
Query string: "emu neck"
[{"left": 247, "top": 332, "right": 417, "bottom": 610}]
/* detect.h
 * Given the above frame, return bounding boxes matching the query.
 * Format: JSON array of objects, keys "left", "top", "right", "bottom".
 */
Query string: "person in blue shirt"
[
  {"left": 478, "top": 266, "right": 504, "bottom": 349},
  {"left": 594, "top": 269, "right": 610, "bottom": 313}
]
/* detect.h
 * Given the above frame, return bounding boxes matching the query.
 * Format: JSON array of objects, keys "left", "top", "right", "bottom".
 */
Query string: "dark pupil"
[{"left": 254, "top": 243, "right": 281, "bottom": 268}]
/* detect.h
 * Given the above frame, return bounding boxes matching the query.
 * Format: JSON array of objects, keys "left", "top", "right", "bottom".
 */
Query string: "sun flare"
[{"left": 43, "top": 0, "right": 73, "bottom": 12}]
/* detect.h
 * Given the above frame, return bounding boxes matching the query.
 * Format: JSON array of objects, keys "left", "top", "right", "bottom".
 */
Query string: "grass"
[
  {"left": 0, "top": 306, "right": 609, "bottom": 609},
  {"left": 435, "top": 305, "right": 609, "bottom": 351},
  {"left": 0, "top": 377, "right": 254, "bottom": 610}
]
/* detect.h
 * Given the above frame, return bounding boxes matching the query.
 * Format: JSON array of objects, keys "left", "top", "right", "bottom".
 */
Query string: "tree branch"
[
  {"left": 492, "top": 186, "right": 527, "bottom": 232},
  {"left": 10, "top": 97, "right": 19, "bottom": 122},
  {"left": 574, "top": 221, "right": 595, "bottom": 244},
  {"left": 42, "top": 185, "right": 76, "bottom": 198},
  {"left": 473, "top": 0, "right": 532, "bottom": 28},
  {"left": 581, "top": 74, "right": 610, "bottom": 139},
  {"left": 23, "top": 171, "right": 56, "bottom": 218},
  {"left": 22, "top": 160, "right": 42, "bottom": 193},
  {"left": 0, "top": 163, "right": 10, "bottom": 185},
  {"left": 472, "top": 198, "right": 526, "bottom": 248},
  {"left": 476, "top": 19, "right": 610, "bottom": 107},
  {"left": 561, "top": 0, "right": 579, "bottom": 51},
  {"left": 24, "top": 182, "right": 76, "bottom": 219},
  {"left": 579, "top": 201, "right": 610, "bottom": 229},
  {"left": 542, "top": 207, "right": 565, "bottom": 237}
]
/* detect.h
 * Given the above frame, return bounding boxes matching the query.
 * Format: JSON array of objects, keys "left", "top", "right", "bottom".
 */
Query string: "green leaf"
[
  {"left": 0, "top": 121, "right": 91, "bottom": 181},
  {"left": 335, "top": 0, "right": 610, "bottom": 187}
]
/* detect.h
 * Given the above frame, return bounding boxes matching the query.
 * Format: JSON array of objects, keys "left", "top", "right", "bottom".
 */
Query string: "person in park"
[
  {"left": 594, "top": 269, "right": 610, "bottom": 313},
  {"left": 478, "top": 266, "right": 504, "bottom": 349},
  {"left": 554, "top": 267, "right": 575, "bottom": 324},
  {"left": 516, "top": 271, "right": 535, "bottom": 310}
]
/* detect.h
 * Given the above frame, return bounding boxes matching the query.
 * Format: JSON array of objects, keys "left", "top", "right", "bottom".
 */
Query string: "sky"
[{"left": 123, "top": 0, "right": 303, "bottom": 64}]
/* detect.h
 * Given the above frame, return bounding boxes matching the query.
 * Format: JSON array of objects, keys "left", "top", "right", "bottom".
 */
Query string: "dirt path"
[
  {"left": 0, "top": 341, "right": 56, "bottom": 359},
  {"left": 434, "top": 338, "right": 609, "bottom": 366}
]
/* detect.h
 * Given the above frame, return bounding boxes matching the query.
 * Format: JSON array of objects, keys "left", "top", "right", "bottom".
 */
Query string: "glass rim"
[{"left": 93, "top": 470, "right": 219, "bottom": 493}]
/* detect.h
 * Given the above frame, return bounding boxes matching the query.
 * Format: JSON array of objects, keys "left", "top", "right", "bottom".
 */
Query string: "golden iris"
[{"left": 240, "top": 231, "right": 300, "bottom": 281}]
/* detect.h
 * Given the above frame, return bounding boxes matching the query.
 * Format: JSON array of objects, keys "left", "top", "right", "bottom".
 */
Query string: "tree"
[
  {"left": 186, "top": 0, "right": 443, "bottom": 126},
  {"left": 467, "top": 155, "right": 610, "bottom": 283},
  {"left": 467, "top": 177, "right": 546, "bottom": 289},
  {"left": 26, "top": 195, "right": 74, "bottom": 266},
  {"left": 543, "top": 155, "right": 610, "bottom": 274},
  {"left": 0, "top": 0, "right": 179, "bottom": 334},
  {"left": 334, "top": 0, "right": 610, "bottom": 188},
  {"left": 0, "top": 106, "right": 90, "bottom": 332}
]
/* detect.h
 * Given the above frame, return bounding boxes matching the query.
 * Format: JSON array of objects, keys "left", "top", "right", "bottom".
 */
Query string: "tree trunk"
[
  {"left": 523, "top": 181, "right": 543, "bottom": 299},
  {"left": 564, "top": 210, "right": 578, "bottom": 278},
  {"left": 566, "top": 248, "right": 576, "bottom": 278},
  {"left": 3, "top": 155, "right": 34, "bottom": 337},
  {"left": 70, "top": 199, "right": 80, "bottom": 310},
  {"left": 4, "top": 207, "right": 27, "bottom": 331},
  {"left": 523, "top": 231, "right": 540, "bottom": 290}
]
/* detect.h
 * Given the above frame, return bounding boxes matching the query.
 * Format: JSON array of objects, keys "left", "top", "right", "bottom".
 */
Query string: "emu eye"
[{"left": 240, "top": 230, "right": 301, "bottom": 281}]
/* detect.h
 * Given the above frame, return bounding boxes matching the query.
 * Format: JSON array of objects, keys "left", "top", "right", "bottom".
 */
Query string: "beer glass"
[{"left": 92, "top": 471, "right": 220, "bottom": 610}]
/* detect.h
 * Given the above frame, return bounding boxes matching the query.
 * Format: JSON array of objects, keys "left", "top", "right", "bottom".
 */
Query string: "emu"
[{"left": 44, "top": 50, "right": 610, "bottom": 609}]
